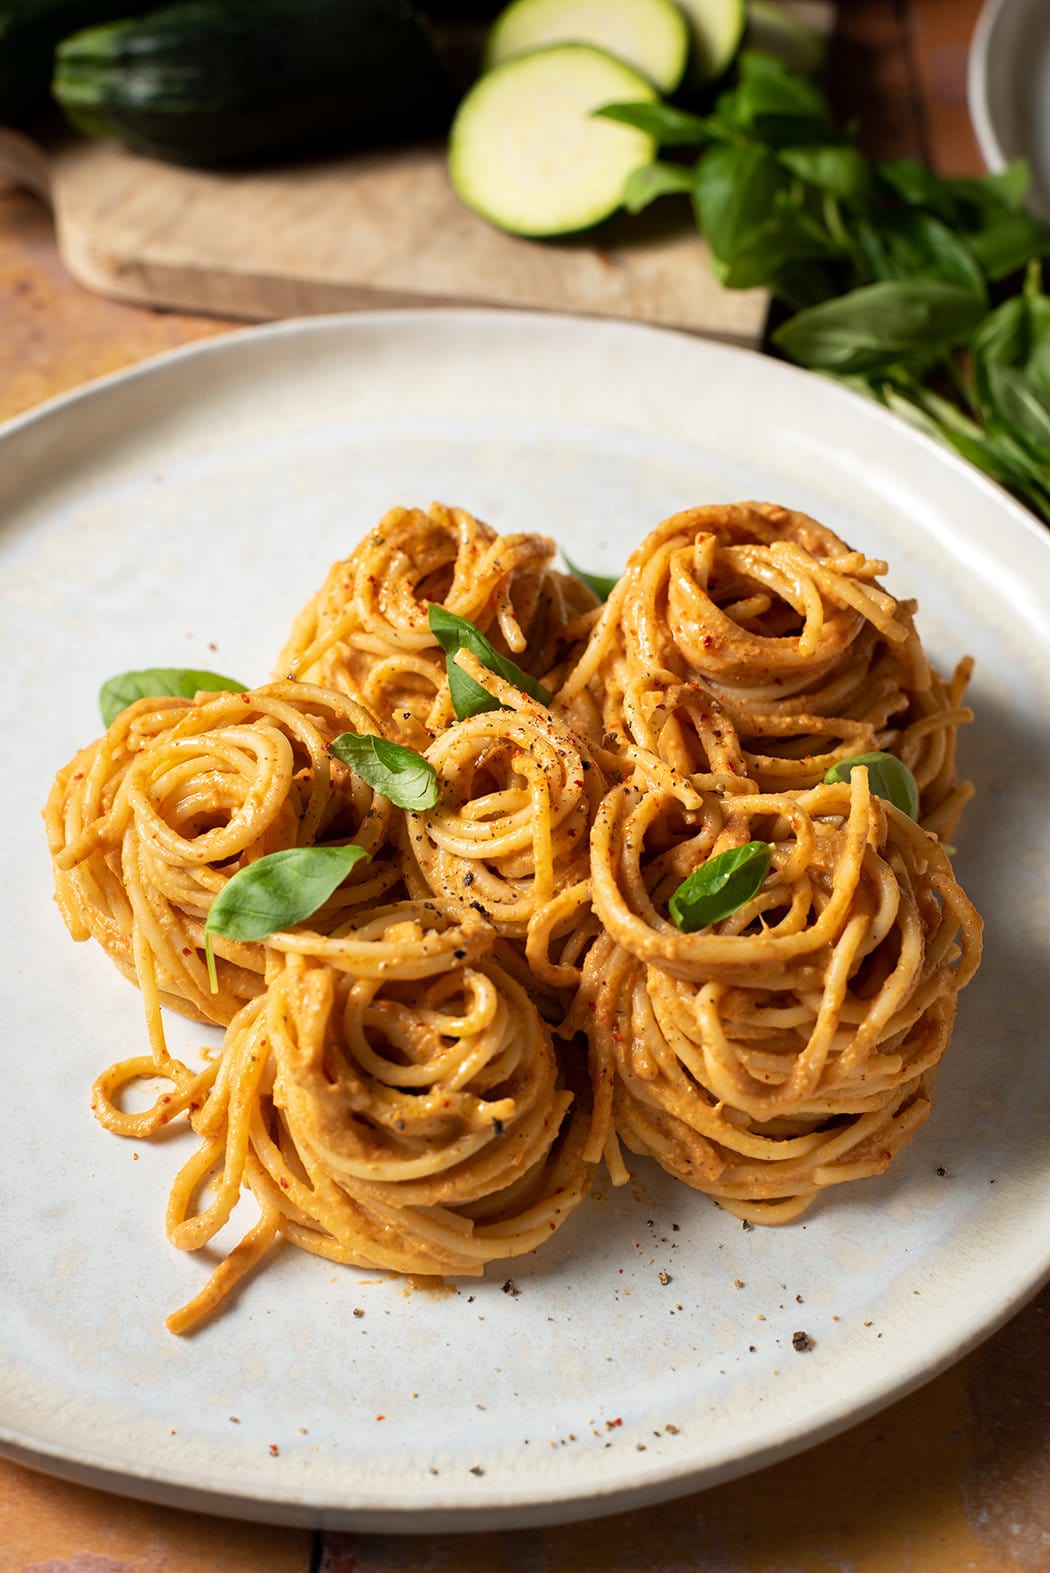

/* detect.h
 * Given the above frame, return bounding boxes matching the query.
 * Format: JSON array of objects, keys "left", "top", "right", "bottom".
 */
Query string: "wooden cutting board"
[{"left": 0, "top": 126, "right": 768, "bottom": 343}]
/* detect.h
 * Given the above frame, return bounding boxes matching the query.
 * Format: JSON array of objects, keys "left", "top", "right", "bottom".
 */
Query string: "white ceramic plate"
[
  {"left": 969, "top": 0, "right": 1050, "bottom": 215},
  {"left": 2, "top": 311, "right": 1049, "bottom": 1533}
]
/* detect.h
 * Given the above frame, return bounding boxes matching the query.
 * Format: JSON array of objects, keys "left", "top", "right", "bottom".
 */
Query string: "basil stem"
[
  {"left": 203, "top": 843, "right": 370, "bottom": 990},
  {"left": 329, "top": 732, "right": 438, "bottom": 811},
  {"left": 99, "top": 668, "right": 246, "bottom": 727},
  {"left": 823, "top": 751, "right": 920, "bottom": 820},
  {"left": 426, "top": 606, "right": 552, "bottom": 720},
  {"left": 668, "top": 841, "right": 772, "bottom": 932},
  {"left": 562, "top": 550, "right": 620, "bottom": 601}
]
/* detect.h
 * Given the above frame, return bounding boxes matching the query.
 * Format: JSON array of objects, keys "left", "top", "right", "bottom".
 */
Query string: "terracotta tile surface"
[{"left": 0, "top": 1460, "right": 311, "bottom": 1572}]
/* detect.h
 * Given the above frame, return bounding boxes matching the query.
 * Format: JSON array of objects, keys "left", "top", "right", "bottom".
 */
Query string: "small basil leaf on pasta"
[
  {"left": 562, "top": 551, "right": 619, "bottom": 601},
  {"left": 203, "top": 844, "right": 370, "bottom": 990},
  {"left": 669, "top": 841, "right": 772, "bottom": 932},
  {"left": 426, "top": 606, "right": 552, "bottom": 720},
  {"left": 329, "top": 732, "right": 438, "bottom": 811},
  {"left": 824, "top": 751, "right": 920, "bottom": 819},
  {"left": 99, "top": 668, "right": 246, "bottom": 727}
]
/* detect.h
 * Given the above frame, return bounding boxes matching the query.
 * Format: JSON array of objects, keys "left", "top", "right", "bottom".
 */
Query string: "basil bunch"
[{"left": 600, "top": 52, "right": 1050, "bottom": 523}]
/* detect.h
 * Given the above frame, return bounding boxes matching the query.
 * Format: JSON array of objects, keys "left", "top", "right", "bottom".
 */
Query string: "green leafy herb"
[
  {"left": 595, "top": 53, "right": 1050, "bottom": 522},
  {"left": 562, "top": 550, "right": 620, "bottom": 601},
  {"left": 668, "top": 841, "right": 772, "bottom": 932},
  {"left": 773, "top": 281, "right": 987, "bottom": 375},
  {"left": 622, "top": 160, "right": 694, "bottom": 215},
  {"left": 427, "top": 606, "right": 552, "bottom": 720},
  {"left": 99, "top": 667, "right": 246, "bottom": 727},
  {"left": 329, "top": 732, "right": 438, "bottom": 811},
  {"left": 203, "top": 844, "right": 370, "bottom": 991},
  {"left": 595, "top": 101, "right": 716, "bottom": 146},
  {"left": 823, "top": 751, "right": 920, "bottom": 820}
]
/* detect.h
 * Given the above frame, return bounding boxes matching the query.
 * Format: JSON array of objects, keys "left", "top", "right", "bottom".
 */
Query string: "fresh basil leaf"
[
  {"left": 694, "top": 144, "right": 788, "bottom": 262},
  {"left": 99, "top": 667, "right": 246, "bottom": 727},
  {"left": 594, "top": 101, "right": 714, "bottom": 146},
  {"left": 855, "top": 212, "right": 986, "bottom": 298},
  {"left": 622, "top": 160, "right": 694, "bottom": 214},
  {"left": 985, "top": 362, "right": 1050, "bottom": 462},
  {"left": 773, "top": 281, "right": 986, "bottom": 374},
  {"left": 329, "top": 732, "right": 438, "bottom": 811},
  {"left": 778, "top": 144, "right": 869, "bottom": 201},
  {"left": 873, "top": 158, "right": 1029, "bottom": 225},
  {"left": 426, "top": 606, "right": 552, "bottom": 721},
  {"left": 824, "top": 751, "right": 920, "bottom": 820},
  {"left": 717, "top": 52, "right": 831, "bottom": 146},
  {"left": 668, "top": 841, "right": 772, "bottom": 932},
  {"left": 966, "top": 212, "right": 1050, "bottom": 281},
  {"left": 562, "top": 551, "right": 619, "bottom": 601},
  {"left": 949, "top": 160, "right": 1031, "bottom": 217},
  {"left": 875, "top": 158, "right": 962, "bottom": 224},
  {"left": 203, "top": 844, "right": 370, "bottom": 989}
]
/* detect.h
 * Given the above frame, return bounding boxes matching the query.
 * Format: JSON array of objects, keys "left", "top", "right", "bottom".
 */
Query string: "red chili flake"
[
  {"left": 702, "top": 635, "right": 714, "bottom": 649},
  {"left": 241, "top": 693, "right": 251, "bottom": 703},
  {"left": 161, "top": 1095, "right": 171, "bottom": 1104},
  {"left": 279, "top": 1177, "right": 290, "bottom": 1189},
  {"left": 269, "top": 1443, "right": 280, "bottom": 1456},
  {"left": 73, "top": 772, "right": 84, "bottom": 781},
  {"left": 376, "top": 1415, "right": 386, "bottom": 1422},
  {"left": 181, "top": 947, "right": 192, "bottom": 956},
  {"left": 605, "top": 1418, "right": 622, "bottom": 1430}
]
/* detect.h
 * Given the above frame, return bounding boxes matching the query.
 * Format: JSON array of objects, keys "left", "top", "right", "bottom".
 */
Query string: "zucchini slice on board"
[
  {"left": 483, "top": 0, "right": 689, "bottom": 95},
  {"left": 449, "top": 44, "right": 657, "bottom": 237},
  {"left": 677, "top": 0, "right": 745, "bottom": 85}
]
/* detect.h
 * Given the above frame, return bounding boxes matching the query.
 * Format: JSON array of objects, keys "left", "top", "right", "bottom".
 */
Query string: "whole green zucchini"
[
  {"left": 53, "top": 0, "right": 457, "bottom": 165},
  {"left": 0, "top": 0, "right": 154, "bottom": 120}
]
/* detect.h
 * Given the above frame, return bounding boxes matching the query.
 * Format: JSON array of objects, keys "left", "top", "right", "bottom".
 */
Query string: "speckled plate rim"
[{"left": 2, "top": 309, "right": 1049, "bottom": 1532}]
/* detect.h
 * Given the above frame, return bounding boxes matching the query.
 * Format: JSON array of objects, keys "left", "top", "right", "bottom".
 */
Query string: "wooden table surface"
[{"left": 4, "top": 2, "right": 1050, "bottom": 1569}]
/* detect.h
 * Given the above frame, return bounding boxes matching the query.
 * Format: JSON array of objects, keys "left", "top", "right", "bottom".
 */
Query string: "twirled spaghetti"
[
  {"left": 276, "top": 501, "right": 596, "bottom": 748},
  {"left": 45, "top": 681, "right": 396, "bottom": 1043},
  {"left": 162, "top": 905, "right": 592, "bottom": 1334},
  {"left": 44, "top": 497, "right": 983, "bottom": 1330},
  {"left": 559, "top": 502, "right": 975, "bottom": 838},
  {"left": 583, "top": 760, "right": 981, "bottom": 1219}
]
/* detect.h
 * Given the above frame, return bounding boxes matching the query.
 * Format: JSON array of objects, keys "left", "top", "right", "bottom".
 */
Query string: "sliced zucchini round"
[
  {"left": 448, "top": 44, "right": 657, "bottom": 238},
  {"left": 676, "top": 0, "right": 745, "bottom": 85},
  {"left": 483, "top": 0, "right": 689, "bottom": 95}
]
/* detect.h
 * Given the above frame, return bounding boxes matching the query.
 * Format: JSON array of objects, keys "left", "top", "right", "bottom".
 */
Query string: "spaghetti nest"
[
  {"left": 399, "top": 653, "right": 608, "bottom": 990},
  {"left": 276, "top": 501, "right": 596, "bottom": 748},
  {"left": 154, "top": 904, "right": 592, "bottom": 1334},
  {"left": 44, "top": 681, "right": 396, "bottom": 1037},
  {"left": 583, "top": 760, "right": 982, "bottom": 1221},
  {"left": 560, "top": 501, "right": 974, "bottom": 839},
  {"left": 44, "top": 497, "right": 983, "bottom": 1331}
]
